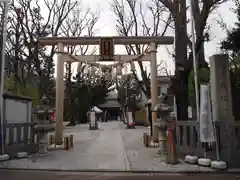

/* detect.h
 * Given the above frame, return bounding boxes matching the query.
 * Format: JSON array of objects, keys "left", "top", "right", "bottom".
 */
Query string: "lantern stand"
[
  {"left": 124, "top": 64, "right": 135, "bottom": 129},
  {"left": 124, "top": 75, "right": 128, "bottom": 126},
  {"left": 144, "top": 99, "right": 153, "bottom": 136},
  {"left": 88, "top": 108, "right": 98, "bottom": 130},
  {"left": 33, "top": 95, "right": 55, "bottom": 153}
]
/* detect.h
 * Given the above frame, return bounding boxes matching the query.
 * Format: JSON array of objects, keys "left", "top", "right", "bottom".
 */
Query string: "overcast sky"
[
  {"left": 78, "top": 0, "right": 237, "bottom": 74},
  {"left": 36, "top": 0, "right": 237, "bottom": 75}
]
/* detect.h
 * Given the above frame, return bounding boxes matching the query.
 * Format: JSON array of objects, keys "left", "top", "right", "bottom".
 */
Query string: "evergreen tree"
[
  {"left": 221, "top": 0, "right": 240, "bottom": 56},
  {"left": 70, "top": 65, "right": 111, "bottom": 124},
  {"left": 221, "top": 1, "right": 240, "bottom": 120}
]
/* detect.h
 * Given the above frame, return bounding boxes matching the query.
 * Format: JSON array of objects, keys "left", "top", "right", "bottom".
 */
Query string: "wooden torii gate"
[{"left": 38, "top": 36, "right": 174, "bottom": 145}]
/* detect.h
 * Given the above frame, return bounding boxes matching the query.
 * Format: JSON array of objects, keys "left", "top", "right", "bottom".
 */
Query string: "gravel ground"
[
  {"left": 120, "top": 126, "right": 213, "bottom": 172},
  {"left": 0, "top": 122, "right": 213, "bottom": 172}
]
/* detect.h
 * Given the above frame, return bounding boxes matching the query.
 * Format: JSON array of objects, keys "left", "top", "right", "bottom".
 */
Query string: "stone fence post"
[
  {"left": 210, "top": 54, "right": 233, "bottom": 122},
  {"left": 209, "top": 54, "right": 237, "bottom": 166}
]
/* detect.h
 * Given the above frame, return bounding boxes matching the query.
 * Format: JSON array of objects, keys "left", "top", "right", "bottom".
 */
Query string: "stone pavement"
[
  {"left": 0, "top": 121, "right": 212, "bottom": 172},
  {"left": 0, "top": 170, "right": 239, "bottom": 180}
]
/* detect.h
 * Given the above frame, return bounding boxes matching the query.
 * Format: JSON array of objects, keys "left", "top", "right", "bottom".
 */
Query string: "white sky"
[
  {"left": 39, "top": 0, "right": 237, "bottom": 76},
  {"left": 82, "top": 0, "right": 237, "bottom": 75}
]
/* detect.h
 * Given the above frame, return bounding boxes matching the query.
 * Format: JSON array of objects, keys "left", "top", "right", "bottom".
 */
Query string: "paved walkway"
[
  {"left": 0, "top": 121, "right": 212, "bottom": 172},
  {"left": 0, "top": 170, "right": 239, "bottom": 180}
]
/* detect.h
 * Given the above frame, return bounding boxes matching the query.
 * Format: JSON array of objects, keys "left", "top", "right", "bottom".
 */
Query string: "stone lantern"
[
  {"left": 33, "top": 95, "right": 55, "bottom": 153},
  {"left": 152, "top": 93, "right": 172, "bottom": 157}
]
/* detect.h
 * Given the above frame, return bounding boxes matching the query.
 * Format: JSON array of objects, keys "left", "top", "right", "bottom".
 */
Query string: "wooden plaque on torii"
[{"left": 99, "top": 37, "right": 114, "bottom": 61}]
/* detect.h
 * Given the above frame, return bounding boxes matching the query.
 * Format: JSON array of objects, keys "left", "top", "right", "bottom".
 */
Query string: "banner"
[{"left": 199, "top": 84, "right": 215, "bottom": 142}]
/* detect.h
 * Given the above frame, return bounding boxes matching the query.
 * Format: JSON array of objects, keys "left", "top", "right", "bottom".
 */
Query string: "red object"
[
  {"left": 129, "top": 123, "right": 135, "bottom": 127},
  {"left": 51, "top": 112, "right": 56, "bottom": 121}
]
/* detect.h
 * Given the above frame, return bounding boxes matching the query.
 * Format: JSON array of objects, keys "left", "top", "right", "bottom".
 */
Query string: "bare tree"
[
  {"left": 111, "top": 0, "right": 173, "bottom": 98},
  {"left": 159, "top": 0, "right": 229, "bottom": 120},
  {"left": 157, "top": 60, "right": 172, "bottom": 76},
  {"left": 60, "top": 1, "right": 100, "bottom": 125},
  {"left": 60, "top": 1, "right": 100, "bottom": 55},
  {"left": 7, "top": 0, "right": 78, "bottom": 98}
]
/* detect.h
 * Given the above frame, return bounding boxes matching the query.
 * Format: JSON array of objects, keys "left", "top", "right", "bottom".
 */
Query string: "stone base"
[
  {"left": 156, "top": 150, "right": 167, "bottom": 157},
  {"left": 211, "top": 160, "right": 227, "bottom": 170},
  {"left": 127, "top": 125, "right": 136, "bottom": 129},
  {"left": 17, "top": 152, "right": 28, "bottom": 158},
  {"left": 143, "top": 133, "right": 152, "bottom": 147},
  {"left": 198, "top": 158, "right": 212, "bottom": 166},
  {"left": 0, "top": 154, "right": 9, "bottom": 161},
  {"left": 48, "top": 144, "right": 65, "bottom": 151},
  {"left": 89, "top": 126, "right": 98, "bottom": 130},
  {"left": 38, "top": 143, "right": 48, "bottom": 154},
  {"left": 166, "top": 157, "right": 178, "bottom": 165},
  {"left": 185, "top": 155, "right": 198, "bottom": 164},
  {"left": 148, "top": 141, "right": 159, "bottom": 148}
]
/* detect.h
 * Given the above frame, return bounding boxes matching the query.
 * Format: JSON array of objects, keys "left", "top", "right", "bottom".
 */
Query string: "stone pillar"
[
  {"left": 150, "top": 42, "right": 158, "bottom": 141},
  {"left": 55, "top": 43, "right": 64, "bottom": 145},
  {"left": 210, "top": 54, "right": 233, "bottom": 122}
]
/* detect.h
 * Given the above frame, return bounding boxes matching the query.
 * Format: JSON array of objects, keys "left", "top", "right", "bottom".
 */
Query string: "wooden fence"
[
  {"left": 0, "top": 93, "right": 39, "bottom": 158},
  {"left": 4, "top": 122, "right": 38, "bottom": 157}
]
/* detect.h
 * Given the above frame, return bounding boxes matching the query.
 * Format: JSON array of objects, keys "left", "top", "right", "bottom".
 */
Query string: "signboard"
[
  {"left": 199, "top": 84, "right": 215, "bottom": 142},
  {"left": 99, "top": 38, "right": 114, "bottom": 61}
]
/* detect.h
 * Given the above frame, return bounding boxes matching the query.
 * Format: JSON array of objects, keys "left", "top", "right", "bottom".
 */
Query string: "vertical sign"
[
  {"left": 90, "top": 111, "right": 96, "bottom": 127},
  {"left": 99, "top": 38, "right": 114, "bottom": 61},
  {"left": 199, "top": 84, "right": 215, "bottom": 143},
  {"left": 127, "top": 112, "right": 133, "bottom": 125}
]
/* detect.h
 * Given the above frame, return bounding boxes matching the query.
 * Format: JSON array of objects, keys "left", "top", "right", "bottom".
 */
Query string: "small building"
[{"left": 99, "top": 90, "right": 121, "bottom": 121}]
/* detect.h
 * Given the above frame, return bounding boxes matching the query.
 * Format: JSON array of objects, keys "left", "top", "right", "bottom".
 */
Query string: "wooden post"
[{"left": 166, "top": 122, "right": 178, "bottom": 164}]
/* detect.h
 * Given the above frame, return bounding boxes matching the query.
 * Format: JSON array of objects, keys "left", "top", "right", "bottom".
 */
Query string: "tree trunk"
[
  {"left": 198, "top": 44, "right": 208, "bottom": 68},
  {"left": 175, "top": 72, "right": 189, "bottom": 120},
  {"left": 173, "top": 0, "right": 189, "bottom": 120}
]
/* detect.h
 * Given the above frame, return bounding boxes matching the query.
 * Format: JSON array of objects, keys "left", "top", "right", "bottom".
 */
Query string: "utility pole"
[
  {"left": 14, "top": 7, "right": 23, "bottom": 94},
  {"left": 0, "top": 0, "right": 10, "bottom": 155}
]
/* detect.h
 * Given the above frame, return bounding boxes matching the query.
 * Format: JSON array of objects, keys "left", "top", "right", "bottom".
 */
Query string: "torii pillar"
[
  {"left": 55, "top": 43, "right": 65, "bottom": 145},
  {"left": 150, "top": 42, "right": 158, "bottom": 141}
]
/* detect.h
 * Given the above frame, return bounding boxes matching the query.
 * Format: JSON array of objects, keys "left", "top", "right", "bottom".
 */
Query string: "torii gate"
[{"left": 38, "top": 36, "right": 174, "bottom": 145}]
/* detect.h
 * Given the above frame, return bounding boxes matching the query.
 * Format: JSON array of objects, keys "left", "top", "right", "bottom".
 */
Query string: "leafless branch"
[{"left": 111, "top": 0, "right": 172, "bottom": 97}]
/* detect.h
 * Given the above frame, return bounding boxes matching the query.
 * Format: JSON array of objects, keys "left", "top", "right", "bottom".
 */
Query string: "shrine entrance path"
[{"left": 0, "top": 121, "right": 212, "bottom": 172}]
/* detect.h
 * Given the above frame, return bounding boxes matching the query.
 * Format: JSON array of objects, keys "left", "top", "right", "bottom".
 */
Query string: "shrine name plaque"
[{"left": 99, "top": 38, "right": 114, "bottom": 61}]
